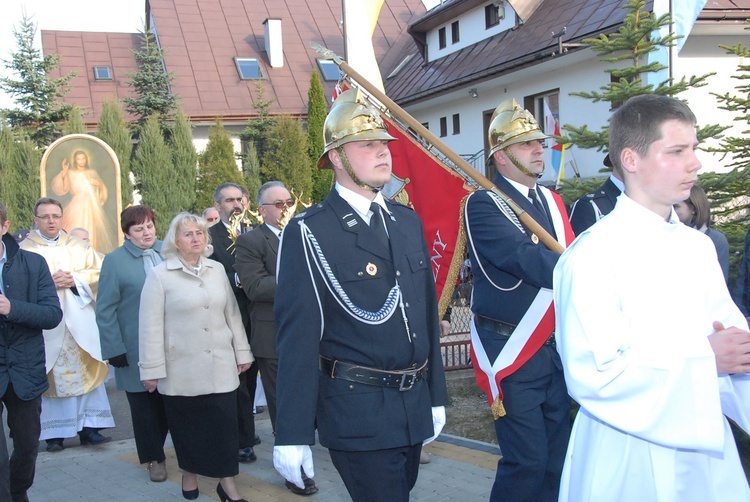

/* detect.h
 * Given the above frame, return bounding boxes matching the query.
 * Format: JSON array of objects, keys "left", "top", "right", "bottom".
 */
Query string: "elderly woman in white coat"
[{"left": 139, "top": 212, "right": 253, "bottom": 502}]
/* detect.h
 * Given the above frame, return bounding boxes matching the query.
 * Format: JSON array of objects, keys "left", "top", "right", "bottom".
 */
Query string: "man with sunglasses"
[
  {"left": 272, "top": 89, "right": 448, "bottom": 501},
  {"left": 233, "top": 181, "right": 320, "bottom": 495},
  {"left": 208, "top": 183, "right": 260, "bottom": 464}
]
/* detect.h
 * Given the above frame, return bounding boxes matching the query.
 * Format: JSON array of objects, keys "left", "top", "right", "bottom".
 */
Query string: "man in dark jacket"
[{"left": 0, "top": 200, "right": 62, "bottom": 502}]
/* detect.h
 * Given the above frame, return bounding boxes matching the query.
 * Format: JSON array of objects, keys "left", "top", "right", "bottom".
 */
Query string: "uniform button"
[
  {"left": 358, "top": 271, "right": 363, "bottom": 277},
  {"left": 396, "top": 270, "right": 401, "bottom": 277},
  {"left": 413, "top": 332, "right": 417, "bottom": 338},
  {"left": 348, "top": 385, "right": 354, "bottom": 391},
  {"left": 405, "top": 302, "right": 409, "bottom": 308},
  {"left": 419, "top": 260, "right": 424, "bottom": 265}
]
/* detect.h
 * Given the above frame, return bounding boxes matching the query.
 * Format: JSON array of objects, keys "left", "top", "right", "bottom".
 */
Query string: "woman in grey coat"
[{"left": 96, "top": 205, "right": 169, "bottom": 483}]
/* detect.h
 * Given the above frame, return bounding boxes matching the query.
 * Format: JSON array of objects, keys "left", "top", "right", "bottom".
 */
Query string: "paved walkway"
[{"left": 21, "top": 382, "right": 499, "bottom": 501}]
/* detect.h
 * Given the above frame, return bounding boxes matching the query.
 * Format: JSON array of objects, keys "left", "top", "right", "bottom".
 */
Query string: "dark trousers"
[
  {"left": 126, "top": 390, "right": 169, "bottom": 464},
  {"left": 237, "top": 361, "right": 257, "bottom": 448},
  {"left": 0, "top": 384, "right": 41, "bottom": 502},
  {"left": 329, "top": 444, "right": 422, "bottom": 502},
  {"left": 490, "top": 368, "right": 570, "bottom": 502},
  {"left": 256, "top": 357, "right": 278, "bottom": 431}
]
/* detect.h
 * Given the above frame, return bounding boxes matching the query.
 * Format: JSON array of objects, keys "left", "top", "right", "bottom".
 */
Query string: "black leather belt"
[
  {"left": 319, "top": 357, "right": 428, "bottom": 392},
  {"left": 474, "top": 315, "right": 556, "bottom": 346}
]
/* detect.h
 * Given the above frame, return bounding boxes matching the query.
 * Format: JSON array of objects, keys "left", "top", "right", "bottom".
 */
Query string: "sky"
[{"left": 0, "top": 0, "right": 145, "bottom": 109}]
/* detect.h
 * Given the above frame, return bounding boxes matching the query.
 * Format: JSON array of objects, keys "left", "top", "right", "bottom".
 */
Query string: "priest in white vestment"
[
  {"left": 21, "top": 198, "right": 114, "bottom": 451},
  {"left": 554, "top": 95, "right": 750, "bottom": 502}
]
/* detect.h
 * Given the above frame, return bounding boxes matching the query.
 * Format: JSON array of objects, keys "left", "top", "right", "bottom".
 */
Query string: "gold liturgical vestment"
[{"left": 20, "top": 231, "right": 108, "bottom": 397}]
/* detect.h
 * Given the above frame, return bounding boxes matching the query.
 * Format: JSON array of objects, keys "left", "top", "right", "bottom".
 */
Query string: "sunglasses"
[
  {"left": 261, "top": 199, "right": 295, "bottom": 209},
  {"left": 206, "top": 216, "right": 219, "bottom": 223}
]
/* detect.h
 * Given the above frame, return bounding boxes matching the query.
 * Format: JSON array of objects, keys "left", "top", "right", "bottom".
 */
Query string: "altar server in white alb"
[{"left": 553, "top": 94, "right": 750, "bottom": 502}]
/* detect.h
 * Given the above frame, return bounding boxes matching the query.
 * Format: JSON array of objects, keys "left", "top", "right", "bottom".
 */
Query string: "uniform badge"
[
  {"left": 366, "top": 262, "right": 378, "bottom": 276},
  {"left": 531, "top": 234, "right": 539, "bottom": 245}
]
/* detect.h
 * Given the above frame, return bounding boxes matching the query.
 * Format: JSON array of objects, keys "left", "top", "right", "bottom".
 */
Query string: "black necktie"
[{"left": 369, "top": 202, "right": 389, "bottom": 248}]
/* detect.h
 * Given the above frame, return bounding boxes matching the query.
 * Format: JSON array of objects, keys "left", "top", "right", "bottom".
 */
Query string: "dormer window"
[
  {"left": 234, "top": 58, "right": 265, "bottom": 80},
  {"left": 451, "top": 21, "right": 460, "bottom": 43},
  {"left": 317, "top": 59, "right": 341, "bottom": 81},
  {"left": 486, "top": 2, "right": 505, "bottom": 29},
  {"left": 93, "top": 66, "right": 112, "bottom": 81},
  {"left": 438, "top": 27, "right": 447, "bottom": 49}
]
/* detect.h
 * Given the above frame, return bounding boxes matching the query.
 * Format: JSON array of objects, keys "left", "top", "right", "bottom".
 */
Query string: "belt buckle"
[{"left": 399, "top": 369, "right": 418, "bottom": 392}]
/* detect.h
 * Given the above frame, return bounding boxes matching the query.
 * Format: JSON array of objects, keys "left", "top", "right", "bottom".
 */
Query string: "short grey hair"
[
  {"left": 161, "top": 212, "right": 213, "bottom": 259},
  {"left": 257, "top": 181, "right": 287, "bottom": 205}
]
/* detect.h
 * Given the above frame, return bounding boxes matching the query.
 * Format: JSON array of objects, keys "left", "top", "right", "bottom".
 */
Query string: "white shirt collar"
[
  {"left": 264, "top": 222, "right": 282, "bottom": 238},
  {"left": 335, "top": 182, "right": 390, "bottom": 223},
  {"left": 502, "top": 176, "right": 538, "bottom": 201},
  {"left": 35, "top": 229, "right": 60, "bottom": 246}
]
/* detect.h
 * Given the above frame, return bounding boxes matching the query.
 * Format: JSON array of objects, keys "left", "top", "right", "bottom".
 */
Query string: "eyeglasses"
[
  {"left": 35, "top": 214, "right": 62, "bottom": 221},
  {"left": 261, "top": 199, "right": 295, "bottom": 210},
  {"left": 206, "top": 216, "right": 219, "bottom": 223}
]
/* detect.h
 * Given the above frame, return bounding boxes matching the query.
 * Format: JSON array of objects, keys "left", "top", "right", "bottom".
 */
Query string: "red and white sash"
[{"left": 470, "top": 188, "right": 574, "bottom": 417}]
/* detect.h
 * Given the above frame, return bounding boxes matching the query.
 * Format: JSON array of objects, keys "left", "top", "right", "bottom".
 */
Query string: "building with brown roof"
[{"left": 43, "top": 0, "right": 750, "bottom": 180}]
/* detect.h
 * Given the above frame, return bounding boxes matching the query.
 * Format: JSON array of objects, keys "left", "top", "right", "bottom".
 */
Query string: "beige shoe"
[
  {"left": 148, "top": 460, "right": 167, "bottom": 482},
  {"left": 420, "top": 451, "right": 431, "bottom": 464}
]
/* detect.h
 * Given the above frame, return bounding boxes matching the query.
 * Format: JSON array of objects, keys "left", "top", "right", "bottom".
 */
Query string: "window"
[
  {"left": 452, "top": 114, "right": 460, "bottom": 135},
  {"left": 439, "top": 117, "right": 447, "bottom": 137},
  {"left": 451, "top": 21, "right": 459, "bottom": 44},
  {"left": 317, "top": 60, "right": 341, "bottom": 81},
  {"left": 387, "top": 53, "right": 415, "bottom": 79},
  {"left": 438, "top": 27, "right": 446, "bottom": 50},
  {"left": 93, "top": 66, "right": 112, "bottom": 81},
  {"left": 234, "top": 58, "right": 264, "bottom": 80},
  {"left": 485, "top": 3, "right": 505, "bottom": 29},
  {"left": 524, "top": 90, "right": 559, "bottom": 141}
]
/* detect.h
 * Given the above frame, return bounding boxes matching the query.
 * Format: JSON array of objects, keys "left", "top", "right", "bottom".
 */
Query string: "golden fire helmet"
[
  {"left": 317, "top": 89, "right": 396, "bottom": 169},
  {"left": 486, "top": 99, "right": 550, "bottom": 165}
]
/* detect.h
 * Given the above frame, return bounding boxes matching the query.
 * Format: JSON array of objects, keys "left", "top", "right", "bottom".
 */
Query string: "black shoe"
[
  {"left": 182, "top": 476, "right": 199, "bottom": 500},
  {"left": 285, "top": 470, "right": 319, "bottom": 496},
  {"left": 45, "top": 438, "right": 64, "bottom": 452},
  {"left": 254, "top": 406, "right": 264, "bottom": 414},
  {"left": 79, "top": 430, "right": 111, "bottom": 446},
  {"left": 253, "top": 435, "right": 261, "bottom": 446},
  {"left": 216, "top": 482, "right": 248, "bottom": 502},
  {"left": 238, "top": 446, "right": 256, "bottom": 463}
]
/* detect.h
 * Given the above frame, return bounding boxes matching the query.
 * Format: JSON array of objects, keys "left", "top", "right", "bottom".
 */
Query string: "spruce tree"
[
  {"left": 125, "top": 29, "right": 178, "bottom": 135},
  {"left": 12, "top": 135, "right": 41, "bottom": 228},
  {"left": 559, "top": 0, "right": 725, "bottom": 203},
  {"left": 170, "top": 109, "right": 198, "bottom": 212},
  {"left": 195, "top": 119, "right": 244, "bottom": 211},
  {"left": 96, "top": 100, "right": 134, "bottom": 206},
  {"left": 239, "top": 80, "right": 276, "bottom": 184},
  {"left": 62, "top": 107, "right": 87, "bottom": 135},
  {"left": 262, "top": 116, "right": 312, "bottom": 197},
  {"left": 243, "top": 141, "right": 262, "bottom": 204},
  {"left": 307, "top": 69, "right": 331, "bottom": 201},
  {"left": 131, "top": 115, "right": 176, "bottom": 237},
  {"left": 0, "top": 14, "right": 76, "bottom": 149}
]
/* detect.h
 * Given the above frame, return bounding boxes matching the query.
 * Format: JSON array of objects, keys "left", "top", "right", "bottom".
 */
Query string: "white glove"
[
  {"left": 423, "top": 406, "right": 446, "bottom": 446},
  {"left": 273, "top": 445, "right": 315, "bottom": 489}
]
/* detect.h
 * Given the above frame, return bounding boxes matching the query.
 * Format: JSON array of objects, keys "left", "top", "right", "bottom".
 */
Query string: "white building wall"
[
  {"left": 402, "top": 49, "right": 616, "bottom": 184},
  {"left": 675, "top": 32, "right": 746, "bottom": 173}
]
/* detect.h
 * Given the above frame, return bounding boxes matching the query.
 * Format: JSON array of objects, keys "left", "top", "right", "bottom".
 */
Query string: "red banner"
[{"left": 383, "top": 119, "right": 473, "bottom": 315}]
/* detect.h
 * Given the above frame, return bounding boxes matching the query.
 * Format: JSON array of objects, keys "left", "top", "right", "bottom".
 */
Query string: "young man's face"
[
  {"left": 624, "top": 119, "right": 700, "bottom": 218},
  {"left": 333, "top": 140, "right": 392, "bottom": 194}
]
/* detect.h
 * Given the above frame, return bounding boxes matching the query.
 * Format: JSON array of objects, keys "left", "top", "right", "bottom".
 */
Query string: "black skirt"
[{"left": 162, "top": 390, "right": 239, "bottom": 478}]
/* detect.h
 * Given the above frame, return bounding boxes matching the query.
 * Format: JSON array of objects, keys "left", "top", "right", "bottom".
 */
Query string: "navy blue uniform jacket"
[
  {"left": 273, "top": 189, "right": 448, "bottom": 452},
  {"left": 568, "top": 176, "right": 620, "bottom": 235},
  {"left": 0, "top": 234, "right": 62, "bottom": 400}
]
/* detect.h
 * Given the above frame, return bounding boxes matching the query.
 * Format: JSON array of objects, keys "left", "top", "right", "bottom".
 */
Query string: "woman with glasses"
[
  {"left": 139, "top": 212, "right": 253, "bottom": 502},
  {"left": 96, "top": 206, "right": 170, "bottom": 483}
]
